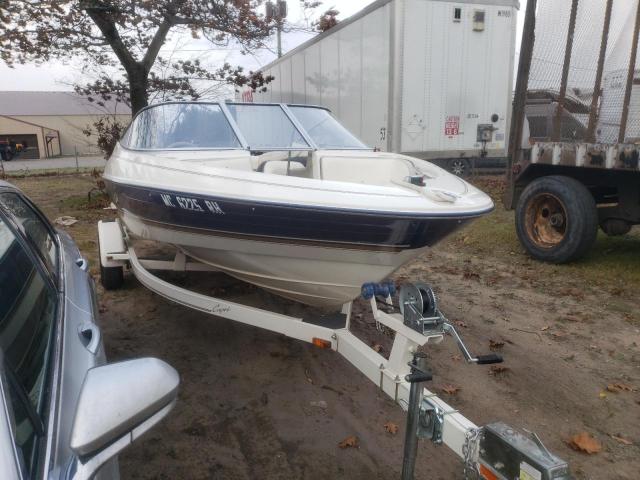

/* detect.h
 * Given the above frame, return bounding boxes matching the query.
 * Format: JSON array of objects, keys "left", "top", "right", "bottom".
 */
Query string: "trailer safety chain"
[{"left": 462, "top": 427, "right": 483, "bottom": 480}]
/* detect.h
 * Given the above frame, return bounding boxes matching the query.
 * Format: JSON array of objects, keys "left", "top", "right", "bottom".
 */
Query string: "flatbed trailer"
[
  {"left": 98, "top": 218, "right": 570, "bottom": 479},
  {"left": 506, "top": 0, "right": 640, "bottom": 263}
]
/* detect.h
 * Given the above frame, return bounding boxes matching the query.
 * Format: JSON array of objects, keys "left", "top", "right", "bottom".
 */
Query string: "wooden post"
[
  {"left": 586, "top": 0, "right": 614, "bottom": 143},
  {"left": 552, "top": 0, "right": 580, "bottom": 142},
  {"left": 619, "top": 0, "right": 640, "bottom": 143}
]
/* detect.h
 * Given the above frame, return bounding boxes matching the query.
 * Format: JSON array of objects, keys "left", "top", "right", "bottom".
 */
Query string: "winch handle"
[
  {"left": 443, "top": 323, "right": 505, "bottom": 365},
  {"left": 475, "top": 354, "right": 503, "bottom": 365}
]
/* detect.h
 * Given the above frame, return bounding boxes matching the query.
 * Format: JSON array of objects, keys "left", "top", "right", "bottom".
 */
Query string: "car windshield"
[{"left": 123, "top": 102, "right": 370, "bottom": 151}]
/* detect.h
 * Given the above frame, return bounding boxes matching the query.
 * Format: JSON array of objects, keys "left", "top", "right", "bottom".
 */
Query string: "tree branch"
[
  {"left": 142, "top": 18, "right": 173, "bottom": 73},
  {"left": 81, "top": 2, "right": 137, "bottom": 71}
]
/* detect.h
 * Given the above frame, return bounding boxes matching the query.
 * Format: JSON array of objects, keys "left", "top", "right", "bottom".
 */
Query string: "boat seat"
[
  {"left": 262, "top": 160, "right": 309, "bottom": 177},
  {"left": 317, "top": 156, "right": 413, "bottom": 186}
]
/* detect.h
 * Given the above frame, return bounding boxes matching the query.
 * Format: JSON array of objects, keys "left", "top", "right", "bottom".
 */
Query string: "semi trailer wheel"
[
  {"left": 515, "top": 175, "right": 597, "bottom": 263},
  {"left": 447, "top": 158, "right": 470, "bottom": 177}
]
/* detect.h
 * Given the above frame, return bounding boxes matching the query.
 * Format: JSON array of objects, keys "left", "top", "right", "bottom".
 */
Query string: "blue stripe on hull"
[{"left": 105, "top": 180, "right": 478, "bottom": 250}]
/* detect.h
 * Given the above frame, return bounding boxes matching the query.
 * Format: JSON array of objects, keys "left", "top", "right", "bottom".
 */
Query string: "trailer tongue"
[{"left": 99, "top": 219, "right": 570, "bottom": 479}]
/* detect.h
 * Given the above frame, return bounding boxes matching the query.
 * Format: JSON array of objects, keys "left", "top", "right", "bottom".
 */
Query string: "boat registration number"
[{"left": 160, "top": 193, "right": 225, "bottom": 215}]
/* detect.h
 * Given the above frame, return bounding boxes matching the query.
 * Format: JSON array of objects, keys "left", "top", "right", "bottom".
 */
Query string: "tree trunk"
[{"left": 128, "top": 66, "right": 149, "bottom": 115}]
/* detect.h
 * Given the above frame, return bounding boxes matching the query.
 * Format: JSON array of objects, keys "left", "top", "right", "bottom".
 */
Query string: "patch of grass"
[
  {"left": 10, "top": 175, "right": 117, "bottom": 274},
  {"left": 3, "top": 167, "right": 103, "bottom": 178},
  {"left": 443, "top": 176, "right": 640, "bottom": 292},
  {"left": 59, "top": 192, "right": 110, "bottom": 211}
]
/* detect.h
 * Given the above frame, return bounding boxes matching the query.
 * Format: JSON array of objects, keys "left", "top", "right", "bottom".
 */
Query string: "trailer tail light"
[
  {"left": 478, "top": 464, "right": 499, "bottom": 480},
  {"left": 312, "top": 337, "right": 332, "bottom": 349}
]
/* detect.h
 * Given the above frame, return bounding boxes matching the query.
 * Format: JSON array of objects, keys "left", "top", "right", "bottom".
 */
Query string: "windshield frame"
[{"left": 119, "top": 101, "right": 373, "bottom": 153}]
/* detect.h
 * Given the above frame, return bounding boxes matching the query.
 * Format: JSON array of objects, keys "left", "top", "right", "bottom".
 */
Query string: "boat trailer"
[{"left": 98, "top": 219, "right": 571, "bottom": 480}]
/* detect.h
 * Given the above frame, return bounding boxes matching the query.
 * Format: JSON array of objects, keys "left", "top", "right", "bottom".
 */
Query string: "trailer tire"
[
  {"left": 515, "top": 175, "right": 597, "bottom": 263},
  {"left": 99, "top": 244, "right": 124, "bottom": 290}
]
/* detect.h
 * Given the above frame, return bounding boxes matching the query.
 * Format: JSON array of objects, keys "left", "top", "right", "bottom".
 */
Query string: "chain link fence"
[{"left": 521, "top": 0, "right": 640, "bottom": 145}]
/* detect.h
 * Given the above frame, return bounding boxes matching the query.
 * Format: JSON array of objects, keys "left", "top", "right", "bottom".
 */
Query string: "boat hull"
[
  {"left": 107, "top": 181, "right": 474, "bottom": 307},
  {"left": 121, "top": 209, "right": 431, "bottom": 306}
]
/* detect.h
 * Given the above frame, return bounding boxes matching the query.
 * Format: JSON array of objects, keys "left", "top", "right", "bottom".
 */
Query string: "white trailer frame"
[
  {"left": 98, "top": 219, "right": 569, "bottom": 479},
  {"left": 98, "top": 218, "right": 475, "bottom": 457}
]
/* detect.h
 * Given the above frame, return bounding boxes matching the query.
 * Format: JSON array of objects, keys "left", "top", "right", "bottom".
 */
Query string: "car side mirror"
[{"left": 66, "top": 358, "right": 179, "bottom": 480}]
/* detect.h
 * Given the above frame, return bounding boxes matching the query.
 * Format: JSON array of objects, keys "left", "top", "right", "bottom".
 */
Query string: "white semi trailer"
[{"left": 248, "top": 0, "right": 519, "bottom": 176}]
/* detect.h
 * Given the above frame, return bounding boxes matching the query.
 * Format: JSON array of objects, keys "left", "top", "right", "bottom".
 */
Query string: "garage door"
[{"left": 0, "top": 134, "right": 40, "bottom": 159}]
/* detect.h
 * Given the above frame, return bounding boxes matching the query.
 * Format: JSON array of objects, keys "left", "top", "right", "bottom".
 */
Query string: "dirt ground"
[{"left": 11, "top": 173, "right": 640, "bottom": 480}]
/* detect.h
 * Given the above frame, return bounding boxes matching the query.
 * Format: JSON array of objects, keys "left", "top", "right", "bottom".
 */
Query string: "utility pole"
[{"left": 266, "top": 1, "right": 288, "bottom": 58}]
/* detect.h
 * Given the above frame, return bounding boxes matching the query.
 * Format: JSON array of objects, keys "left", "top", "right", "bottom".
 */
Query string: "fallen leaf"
[
  {"left": 610, "top": 287, "right": 624, "bottom": 297},
  {"left": 540, "top": 325, "right": 550, "bottom": 331},
  {"left": 54, "top": 216, "right": 78, "bottom": 226},
  {"left": 566, "top": 432, "right": 601, "bottom": 454},
  {"left": 372, "top": 344, "right": 383, "bottom": 353},
  {"left": 441, "top": 384, "right": 460, "bottom": 395},
  {"left": 606, "top": 383, "right": 634, "bottom": 393},
  {"left": 611, "top": 434, "right": 633, "bottom": 446},
  {"left": 598, "top": 391, "right": 607, "bottom": 399},
  {"left": 338, "top": 435, "right": 359, "bottom": 449},
  {"left": 384, "top": 422, "right": 399, "bottom": 435},
  {"left": 462, "top": 270, "right": 480, "bottom": 280},
  {"left": 558, "top": 287, "right": 585, "bottom": 301},
  {"left": 455, "top": 320, "right": 468, "bottom": 328},
  {"left": 442, "top": 266, "right": 460, "bottom": 275},
  {"left": 489, "top": 365, "right": 509, "bottom": 376},
  {"left": 451, "top": 354, "right": 462, "bottom": 362},
  {"left": 489, "top": 339, "right": 505, "bottom": 350}
]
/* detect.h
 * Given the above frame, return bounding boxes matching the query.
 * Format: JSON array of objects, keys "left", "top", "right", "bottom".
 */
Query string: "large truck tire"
[{"left": 515, "top": 175, "right": 597, "bottom": 263}]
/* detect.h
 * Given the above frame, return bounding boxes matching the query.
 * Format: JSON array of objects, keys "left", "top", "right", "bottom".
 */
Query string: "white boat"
[{"left": 103, "top": 102, "right": 493, "bottom": 307}]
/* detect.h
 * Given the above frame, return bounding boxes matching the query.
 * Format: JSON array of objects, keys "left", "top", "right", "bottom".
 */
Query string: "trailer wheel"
[
  {"left": 99, "top": 244, "right": 124, "bottom": 290},
  {"left": 447, "top": 158, "right": 470, "bottom": 177},
  {"left": 515, "top": 176, "right": 597, "bottom": 263}
]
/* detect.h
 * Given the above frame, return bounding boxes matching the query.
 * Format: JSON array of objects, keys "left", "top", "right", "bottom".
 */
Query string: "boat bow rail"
[{"left": 98, "top": 219, "right": 570, "bottom": 480}]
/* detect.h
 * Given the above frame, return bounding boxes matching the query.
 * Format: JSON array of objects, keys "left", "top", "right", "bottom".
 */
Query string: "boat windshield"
[
  {"left": 226, "top": 104, "right": 310, "bottom": 150},
  {"left": 123, "top": 102, "right": 370, "bottom": 151},
  {"left": 288, "top": 106, "right": 367, "bottom": 149},
  {"left": 126, "top": 103, "right": 242, "bottom": 150}
]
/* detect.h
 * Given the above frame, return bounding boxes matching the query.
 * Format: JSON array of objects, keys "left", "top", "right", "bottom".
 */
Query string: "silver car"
[{"left": 0, "top": 181, "right": 179, "bottom": 479}]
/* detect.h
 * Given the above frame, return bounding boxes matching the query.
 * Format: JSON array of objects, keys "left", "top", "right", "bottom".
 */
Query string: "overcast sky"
[{"left": 0, "top": 0, "right": 527, "bottom": 92}]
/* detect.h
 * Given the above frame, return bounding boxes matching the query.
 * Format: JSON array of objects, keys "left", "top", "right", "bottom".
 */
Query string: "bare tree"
[{"left": 1, "top": 0, "right": 276, "bottom": 114}]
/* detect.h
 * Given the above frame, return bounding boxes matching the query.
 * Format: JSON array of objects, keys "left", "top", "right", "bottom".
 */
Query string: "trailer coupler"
[{"left": 402, "top": 350, "right": 571, "bottom": 480}]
